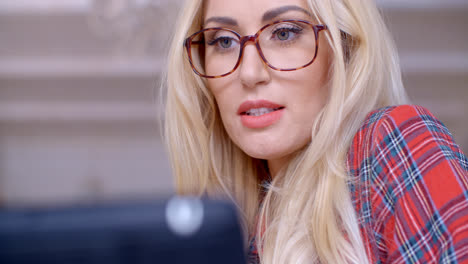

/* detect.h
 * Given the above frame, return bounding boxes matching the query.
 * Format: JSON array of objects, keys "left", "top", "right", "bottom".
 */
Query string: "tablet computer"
[{"left": 0, "top": 197, "right": 247, "bottom": 264}]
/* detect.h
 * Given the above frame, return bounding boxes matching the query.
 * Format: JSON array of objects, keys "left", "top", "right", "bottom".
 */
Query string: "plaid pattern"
[
  {"left": 348, "top": 105, "right": 468, "bottom": 263},
  {"left": 248, "top": 105, "right": 468, "bottom": 263},
  {"left": 247, "top": 234, "right": 260, "bottom": 264}
]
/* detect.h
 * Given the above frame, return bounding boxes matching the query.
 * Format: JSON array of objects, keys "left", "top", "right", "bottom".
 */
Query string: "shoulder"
[
  {"left": 349, "top": 105, "right": 468, "bottom": 263},
  {"left": 358, "top": 104, "right": 453, "bottom": 143},
  {"left": 350, "top": 104, "right": 467, "bottom": 185},
  {"left": 349, "top": 105, "right": 446, "bottom": 172},
  {"left": 349, "top": 105, "right": 462, "bottom": 164},
  {"left": 368, "top": 104, "right": 467, "bottom": 186},
  {"left": 347, "top": 104, "right": 468, "bottom": 225}
]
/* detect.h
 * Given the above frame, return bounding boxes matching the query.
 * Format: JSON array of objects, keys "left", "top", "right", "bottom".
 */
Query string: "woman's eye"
[
  {"left": 208, "top": 37, "right": 236, "bottom": 49},
  {"left": 272, "top": 27, "right": 302, "bottom": 41},
  {"left": 218, "top": 37, "right": 233, "bottom": 48},
  {"left": 276, "top": 29, "right": 290, "bottom": 40}
]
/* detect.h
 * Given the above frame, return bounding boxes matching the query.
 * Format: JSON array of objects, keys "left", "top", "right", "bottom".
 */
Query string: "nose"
[{"left": 238, "top": 42, "right": 271, "bottom": 88}]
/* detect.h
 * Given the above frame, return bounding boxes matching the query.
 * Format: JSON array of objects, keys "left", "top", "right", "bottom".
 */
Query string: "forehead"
[{"left": 204, "top": 0, "right": 311, "bottom": 28}]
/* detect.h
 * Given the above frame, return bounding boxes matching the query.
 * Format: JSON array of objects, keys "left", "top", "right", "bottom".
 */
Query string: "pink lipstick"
[{"left": 237, "top": 100, "right": 285, "bottom": 129}]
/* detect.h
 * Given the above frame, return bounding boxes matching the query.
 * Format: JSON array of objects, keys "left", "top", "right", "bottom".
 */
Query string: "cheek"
[
  {"left": 216, "top": 97, "right": 234, "bottom": 126},
  {"left": 301, "top": 46, "right": 331, "bottom": 101},
  {"left": 207, "top": 79, "right": 239, "bottom": 132},
  {"left": 281, "top": 59, "right": 330, "bottom": 111}
]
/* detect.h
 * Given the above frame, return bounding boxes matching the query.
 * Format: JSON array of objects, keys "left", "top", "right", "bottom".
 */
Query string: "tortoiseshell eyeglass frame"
[{"left": 184, "top": 19, "right": 328, "bottom": 79}]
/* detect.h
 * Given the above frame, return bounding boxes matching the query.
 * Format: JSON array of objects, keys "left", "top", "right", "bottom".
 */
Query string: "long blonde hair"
[{"left": 163, "top": 0, "right": 408, "bottom": 263}]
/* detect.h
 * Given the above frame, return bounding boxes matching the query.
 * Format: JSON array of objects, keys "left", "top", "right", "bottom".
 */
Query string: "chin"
[
  {"left": 239, "top": 136, "right": 311, "bottom": 162},
  {"left": 240, "top": 143, "right": 288, "bottom": 160}
]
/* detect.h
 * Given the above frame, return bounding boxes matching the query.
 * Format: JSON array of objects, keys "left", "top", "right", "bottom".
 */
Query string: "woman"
[{"left": 163, "top": 0, "right": 468, "bottom": 263}]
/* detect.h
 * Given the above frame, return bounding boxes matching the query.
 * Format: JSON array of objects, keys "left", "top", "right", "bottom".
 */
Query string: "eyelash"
[
  {"left": 207, "top": 36, "right": 233, "bottom": 46},
  {"left": 203, "top": 23, "right": 304, "bottom": 49},
  {"left": 270, "top": 26, "right": 303, "bottom": 40}
]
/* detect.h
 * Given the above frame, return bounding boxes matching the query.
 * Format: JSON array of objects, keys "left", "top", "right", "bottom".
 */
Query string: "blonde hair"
[{"left": 163, "top": 0, "right": 408, "bottom": 263}]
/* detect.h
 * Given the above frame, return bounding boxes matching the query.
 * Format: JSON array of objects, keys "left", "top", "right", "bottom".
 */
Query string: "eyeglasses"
[{"left": 184, "top": 19, "right": 327, "bottom": 79}]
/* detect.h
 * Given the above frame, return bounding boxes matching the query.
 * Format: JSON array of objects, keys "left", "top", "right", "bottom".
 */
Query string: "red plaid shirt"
[{"left": 248, "top": 105, "right": 468, "bottom": 263}]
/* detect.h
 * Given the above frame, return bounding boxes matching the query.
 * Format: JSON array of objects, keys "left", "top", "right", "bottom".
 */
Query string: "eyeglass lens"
[{"left": 189, "top": 21, "right": 317, "bottom": 77}]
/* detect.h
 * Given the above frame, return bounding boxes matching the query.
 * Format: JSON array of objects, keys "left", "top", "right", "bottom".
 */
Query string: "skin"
[{"left": 204, "top": 0, "right": 331, "bottom": 177}]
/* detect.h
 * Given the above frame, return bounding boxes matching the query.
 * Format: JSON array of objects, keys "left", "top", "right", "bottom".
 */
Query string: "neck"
[{"left": 267, "top": 154, "right": 292, "bottom": 179}]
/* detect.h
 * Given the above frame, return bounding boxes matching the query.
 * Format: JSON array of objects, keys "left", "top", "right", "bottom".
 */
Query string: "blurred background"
[{"left": 0, "top": 0, "right": 467, "bottom": 206}]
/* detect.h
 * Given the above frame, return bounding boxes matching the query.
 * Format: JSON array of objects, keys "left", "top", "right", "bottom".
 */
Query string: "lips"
[
  {"left": 237, "top": 100, "right": 285, "bottom": 115},
  {"left": 238, "top": 100, "right": 285, "bottom": 129}
]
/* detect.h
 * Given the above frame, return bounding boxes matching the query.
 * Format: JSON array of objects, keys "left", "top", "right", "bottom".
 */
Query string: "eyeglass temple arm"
[
  {"left": 184, "top": 39, "right": 204, "bottom": 49},
  {"left": 316, "top": 24, "right": 328, "bottom": 31}
]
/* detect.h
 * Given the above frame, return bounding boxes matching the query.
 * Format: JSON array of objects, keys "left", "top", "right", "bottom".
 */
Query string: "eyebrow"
[
  {"left": 204, "top": 16, "right": 238, "bottom": 27},
  {"left": 204, "top": 5, "right": 312, "bottom": 27},
  {"left": 262, "top": 5, "right": 312, "bottom": 22}
]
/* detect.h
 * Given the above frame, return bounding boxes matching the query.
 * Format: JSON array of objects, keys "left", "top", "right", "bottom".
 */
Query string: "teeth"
[{"left": 245, "top": 107, "right": 278, "bottom": 116}]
